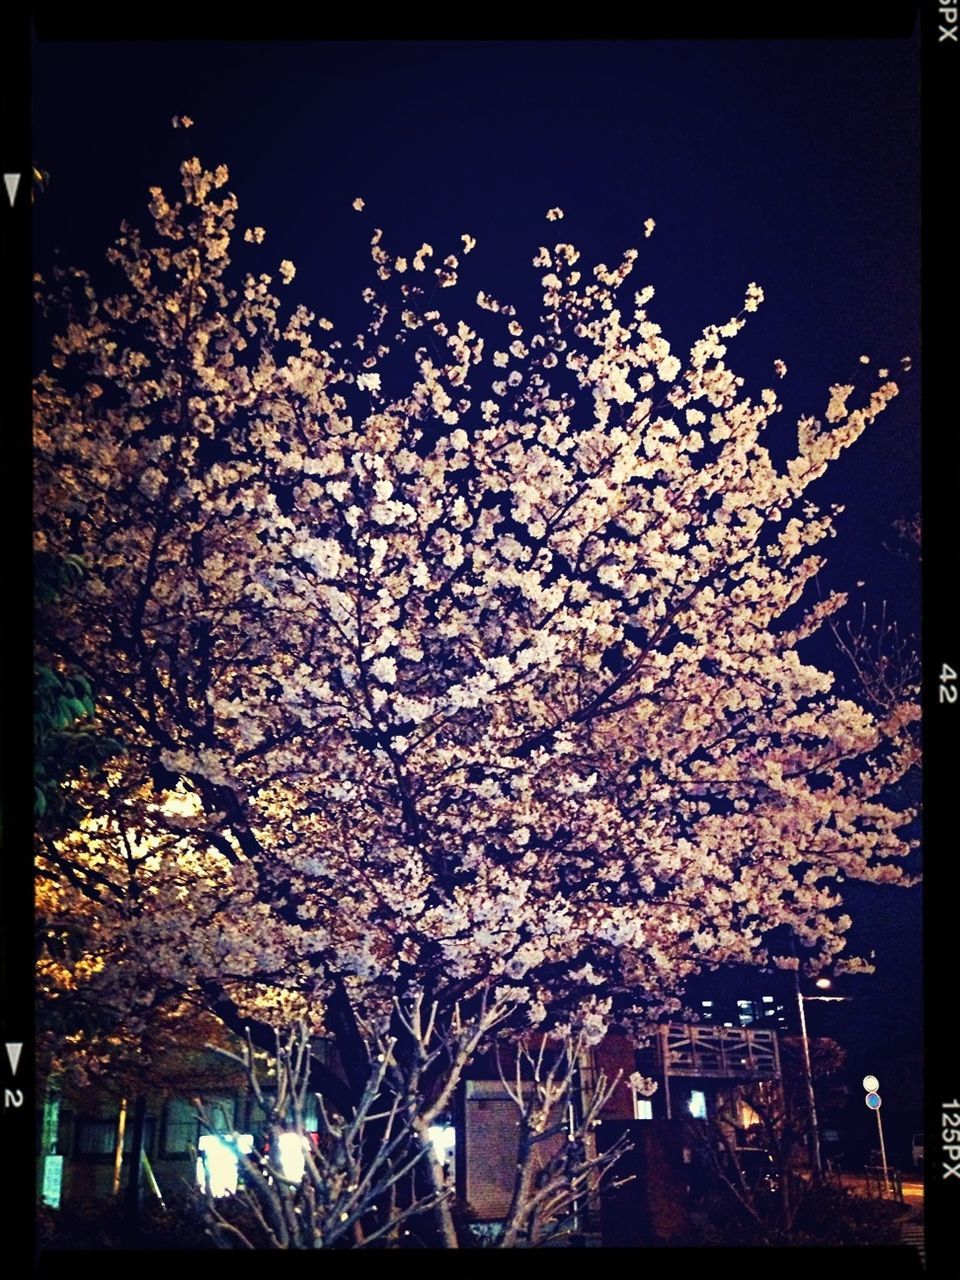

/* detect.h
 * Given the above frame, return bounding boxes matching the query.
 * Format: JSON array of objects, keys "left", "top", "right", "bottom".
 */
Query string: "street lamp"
[
  {"left": 793, "top": 973, "right": 852, "bottom": 1182},
  {"left": 793, "top": 968, "right": 823, "bottom": 1181}
]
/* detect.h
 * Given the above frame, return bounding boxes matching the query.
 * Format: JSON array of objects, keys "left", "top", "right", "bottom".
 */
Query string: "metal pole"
[
  {"left": 794, "top": 971, "right": 823, "bottom": 1180},
  {"left": 123, "top": 1095, "right": 147, "bottom": 1241},
  {"left": 112, "top": 1097, "right": 128, "bottom": 1196},
  {"left": 875, "top": 1108, "right": 890, "bottom": 1193},
  {"left": 141, "top": 1150, "right": 165, "bottom": 1206}
]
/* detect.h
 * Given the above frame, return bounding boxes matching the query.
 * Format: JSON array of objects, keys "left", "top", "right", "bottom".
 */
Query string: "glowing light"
[
  {"left": 426, "top": 1122, "right": 456, "bottom": 1167},
  {"left": 687, "top": 1090, "right": 707, "bottom": 1120},
  {"left": 277, "top": 1131, "right": 309, "bottom": 1182},
  {"left": 197, "top": 1133, "right": 253, "bottom": 1198}
]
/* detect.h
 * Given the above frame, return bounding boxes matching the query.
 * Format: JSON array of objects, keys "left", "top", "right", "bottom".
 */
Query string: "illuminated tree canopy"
[{"left": 34, "top": 155, "right": 919, "bottom": 1076}]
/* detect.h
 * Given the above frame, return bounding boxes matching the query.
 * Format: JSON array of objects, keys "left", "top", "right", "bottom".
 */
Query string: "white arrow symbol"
[
  {"left": 5, "top": 1043, "right": 23, "bottom": 1075},
  {"left": 3, "top": 174, "right": 21, "bottom": 207}
]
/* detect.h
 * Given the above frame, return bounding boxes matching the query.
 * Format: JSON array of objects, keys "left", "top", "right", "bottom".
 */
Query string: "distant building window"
[
  {"left": 247, "top": 1091, "right": 319, "bottom": 1136},
  {"left": 701, "top": 1000, "right": 713, "bottom": 1007},
  {"left": 687, "top": 1090, "right": 707, "bottom": 1120},
  {"left": 164, "top": 1096, "right": 235, "bottom": 1155},
  {"left": 761, "top": 996, "right": 774, "bottom": 1003},
  {"left": 163, "top": 1099, "right": 199, "bottom": 1155},
  {"left": 202, "top": 1097, "right": 237, "bottom": 1135},
  {"left": 75, "top": 1119, "right": 115, "bottom": 1157},
  {"left": 301, "top": 1093, "right": 319, "bottom": 1132},
  {"left": 634, "top": 1098, "right": 653, "bottom": 1121},
  {"left": 41, "top": 1155, "right": 63, "bottom": 1208},
  {"left": 75, "top": 1116, "right": 155, "bottom": 1157}
]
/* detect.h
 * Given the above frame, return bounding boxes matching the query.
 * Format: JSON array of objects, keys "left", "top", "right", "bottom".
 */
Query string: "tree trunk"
[
  {"left": 420, "top": 1131, "right": 459, "bottom": 1248},
  {"left": 501, "top": 1131, "right": 536, "bottom": 1249}
]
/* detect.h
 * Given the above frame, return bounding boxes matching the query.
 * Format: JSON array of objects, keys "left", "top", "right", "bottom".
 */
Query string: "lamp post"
[
  {"left": 793, "top": 968, "right": 823, "bottom": 1181},
  {"left": 792, "top": 973, "right": 851, "bottom": 1182}
]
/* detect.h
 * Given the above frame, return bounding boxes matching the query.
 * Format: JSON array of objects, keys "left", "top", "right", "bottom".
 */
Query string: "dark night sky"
[
  {"left": 30, "top": 33, "right": 922, "bottom": 1128},
  {"left": 31, "top": 36, "right": 922, "bottom": 603}
]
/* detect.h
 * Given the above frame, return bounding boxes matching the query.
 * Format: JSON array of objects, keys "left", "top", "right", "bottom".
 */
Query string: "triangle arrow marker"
[
  {"left": 4, "top": 173, "right": 21, "bottom": 207},
  {"left": 5, "top": 1043, "right": 23, "bottom": 1075}
]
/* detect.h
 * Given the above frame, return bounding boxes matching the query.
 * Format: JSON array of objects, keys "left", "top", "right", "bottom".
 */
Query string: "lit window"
[
  {"left": 761, "top": 996, "right": 774, "bottom": 1004},
  {"left": 276, "top": 1131, "right": 309, "bottom": 1183},
  {"left": 737, "top": 1000, "right": 752, "bottom": 1008},
  {"left": 701, "top": 1000, "right": 713, "bottom": 1007},
  {"left": 687, "top": 1091, "right": 707, "bottom": 1120},
  {"left": 196, "top": 1133, "right": 254, "bottom": 1198},
  {"left": 427, "top": 1122, "right": 456, "bottom": 1167},
  {"left": 634, "top": 1098, "right": 653, "bottom": 1121},
  {"left": 737, "top": 1099, "right": 761, "bottom": 1129},
  {"left": 41, "top": 1154, "right": 63, "bottom": 1209}
]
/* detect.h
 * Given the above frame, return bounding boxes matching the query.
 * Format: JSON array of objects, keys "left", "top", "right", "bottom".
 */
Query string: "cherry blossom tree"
[{"left": 34, "top": 153, "right": 919, "bottom": 1197}]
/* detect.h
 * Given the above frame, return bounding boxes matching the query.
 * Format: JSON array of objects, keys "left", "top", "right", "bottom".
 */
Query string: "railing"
[
  {"left": 864, "top": 1164, "right": 904, "bottom": 1202},
  {"left": 660, "top": 1024, "right": 781, "bottom": 1078}
]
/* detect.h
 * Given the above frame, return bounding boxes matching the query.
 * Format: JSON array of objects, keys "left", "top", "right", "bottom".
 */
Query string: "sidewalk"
[{"left": 835, "top": 1171, "right": 924, "bottom": 1209}]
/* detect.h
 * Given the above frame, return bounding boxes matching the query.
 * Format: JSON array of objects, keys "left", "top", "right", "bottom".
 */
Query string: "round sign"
[
  {"left": 865, "top": 1092, "right": 882, "bottom": 1110},
  {"left": 862, "top": 1075, "right": 879, "bottom": 1092}
]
